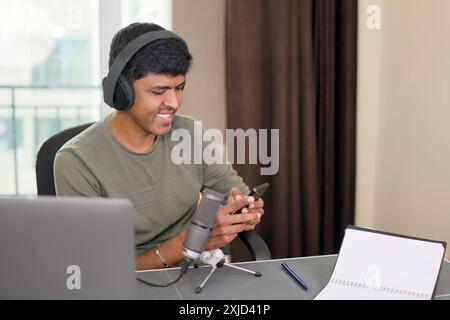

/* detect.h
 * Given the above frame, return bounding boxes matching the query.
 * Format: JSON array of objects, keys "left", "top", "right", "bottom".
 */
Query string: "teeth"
[{"left": 157, "top": 114, "right": 171, "bottom": 119}]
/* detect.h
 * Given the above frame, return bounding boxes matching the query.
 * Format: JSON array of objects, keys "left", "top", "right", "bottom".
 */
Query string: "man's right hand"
[{"left": 205, "top": 188, "right": 261, "bottom": 250}]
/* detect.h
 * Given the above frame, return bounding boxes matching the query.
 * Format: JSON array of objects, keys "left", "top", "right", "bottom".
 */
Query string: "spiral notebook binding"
[{"left": 330, "top": 278, "right": 430, "bottom": 299}]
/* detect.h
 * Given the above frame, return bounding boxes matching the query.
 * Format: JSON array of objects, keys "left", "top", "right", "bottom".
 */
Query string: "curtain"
[{"left": 226, "top": 0, "right": 357, "bottom": 258}]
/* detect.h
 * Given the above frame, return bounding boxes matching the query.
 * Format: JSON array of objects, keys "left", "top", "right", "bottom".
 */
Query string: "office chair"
[
  {"left": 35, "top": 123, "right": 272, "bottom": 261},
  {"left": 36, "top": 123, "right": 94, "bottom": 196}
]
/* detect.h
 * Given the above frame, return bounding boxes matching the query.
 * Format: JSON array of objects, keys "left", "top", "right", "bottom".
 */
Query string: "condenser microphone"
[{"left": 183, "top": 188, "right": 225, "bottom": 263}]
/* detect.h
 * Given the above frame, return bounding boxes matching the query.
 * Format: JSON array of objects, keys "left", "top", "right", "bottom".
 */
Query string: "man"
[{"left": 54, "top": 22, "right": 264, "bottom": 270}]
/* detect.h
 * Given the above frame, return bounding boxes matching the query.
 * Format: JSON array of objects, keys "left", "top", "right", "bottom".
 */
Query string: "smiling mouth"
[{"left": 156, "top": 111, "right": 175, "bottom": 124}]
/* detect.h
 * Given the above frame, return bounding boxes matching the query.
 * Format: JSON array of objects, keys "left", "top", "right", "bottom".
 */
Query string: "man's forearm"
[{"left": 135, "top": 229, "right": 187, "bottom": 270}]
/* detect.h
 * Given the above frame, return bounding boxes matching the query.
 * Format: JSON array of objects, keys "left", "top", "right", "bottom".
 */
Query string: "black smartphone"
[
  {"left": 248, "top": 182, "right": 270, "bottom": 201},
  {"left": 236, "top": 182, "right": 270, "bottom": 214}
]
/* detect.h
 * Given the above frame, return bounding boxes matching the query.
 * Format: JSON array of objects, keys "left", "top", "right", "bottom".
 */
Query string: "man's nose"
[{"left": 164, "top": 89, "right": 182, "bottom": 109}]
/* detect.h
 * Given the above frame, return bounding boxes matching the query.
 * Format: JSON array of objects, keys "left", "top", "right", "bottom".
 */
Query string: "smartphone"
[
  {"left": 248, "top": 182, "right": 270, "bottom": 201},
  {"left": 236, "top": 182, "right": 270, "bottom": 214}
]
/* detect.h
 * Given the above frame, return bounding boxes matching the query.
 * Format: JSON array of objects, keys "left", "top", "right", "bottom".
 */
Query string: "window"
[
  {"left": 0, "top": 0, "right": 172, "bottom": 196},
  {"left": 0, "top": 0, "right": 100, "bottom": 195},
  {"left": 121, "top": 0, "right": 172, "bottom": 29}
]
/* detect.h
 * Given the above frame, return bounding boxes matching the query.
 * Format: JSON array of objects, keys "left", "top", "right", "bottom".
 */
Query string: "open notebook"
[{"left": 315, "top": 226, "right": 446, "bottom": 300}]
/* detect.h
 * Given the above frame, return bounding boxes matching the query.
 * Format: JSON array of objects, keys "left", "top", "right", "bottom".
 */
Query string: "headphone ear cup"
[{"left": 113, "top": 75, "right": 134, "bottom": 110}]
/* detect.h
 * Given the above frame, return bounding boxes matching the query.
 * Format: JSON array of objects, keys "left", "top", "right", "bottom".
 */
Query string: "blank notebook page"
[{"left": 314, "top": 227, "right": 445, "bottom": 300}]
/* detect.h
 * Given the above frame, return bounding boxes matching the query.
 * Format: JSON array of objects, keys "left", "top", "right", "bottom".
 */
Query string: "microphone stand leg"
[
  {"left": 195, "top": 265, "right": 218, "bottom": 294},
  {"left": 223, "top": 263, "right": 262, "bottom": 277},
  {"left": 194, "top": 249, "right": 262, "bottom": 293}
]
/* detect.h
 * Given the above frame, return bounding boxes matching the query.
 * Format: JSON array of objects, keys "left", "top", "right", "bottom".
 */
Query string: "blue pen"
[{"left": 281, "top": 262, "right": 309, "bottom": 291}]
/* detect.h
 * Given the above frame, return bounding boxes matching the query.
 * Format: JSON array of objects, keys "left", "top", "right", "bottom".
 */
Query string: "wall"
[
  {"left": 172, "top": 0, "right": 226, "bottom": 133},
  {"left": 356, "top": 0, "right": 450, "bottom": 257}
]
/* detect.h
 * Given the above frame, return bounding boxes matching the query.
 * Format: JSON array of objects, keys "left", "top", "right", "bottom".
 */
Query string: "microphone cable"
[{"left": 135, "top": 260, "right": 191, "bottom": 287}]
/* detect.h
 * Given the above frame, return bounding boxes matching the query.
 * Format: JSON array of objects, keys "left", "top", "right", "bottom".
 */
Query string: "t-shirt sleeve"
[
  {"left": 202, "top": 162, "right": 250, "bottom": 197},
  {"left": 189, "top": 118, "right": 250, "bottom": 198},
  {"left": 54, "top": 150, "right": 103, "bottom": 197}
]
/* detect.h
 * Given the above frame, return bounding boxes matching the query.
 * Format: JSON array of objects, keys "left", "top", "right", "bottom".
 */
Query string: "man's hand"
[{"left": 205, "top": 187, "right": 265, "bottom": 250}]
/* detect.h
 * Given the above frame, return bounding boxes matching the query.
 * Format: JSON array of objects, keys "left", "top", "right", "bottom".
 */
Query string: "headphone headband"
[{"left": 103, "top": 30, "right": 188, "bottom": 108}]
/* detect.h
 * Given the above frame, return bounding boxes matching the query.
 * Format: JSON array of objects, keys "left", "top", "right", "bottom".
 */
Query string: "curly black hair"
[{"left": 109, "top": 22, "right": 193, "bottom": 80}]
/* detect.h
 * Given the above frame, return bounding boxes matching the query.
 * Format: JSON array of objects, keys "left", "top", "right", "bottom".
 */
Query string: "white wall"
[
  {"left": 357, "top": 0, "right": 450, "bottom": 257},
  {"left": 172, "top": 0, "right": 226, "bottom": 133}
]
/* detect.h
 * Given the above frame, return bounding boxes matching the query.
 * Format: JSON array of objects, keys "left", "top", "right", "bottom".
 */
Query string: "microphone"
[
  {"left": 137, "top": 189, "right": 224, "bottom": 288},
  {"left": 182, "top": 188, "right": 225, "bottom": 263}
]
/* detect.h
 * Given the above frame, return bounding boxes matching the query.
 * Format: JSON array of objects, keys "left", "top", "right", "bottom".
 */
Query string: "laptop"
[{"left": 0, "top": 196, "right": 137, "bottom": 299}]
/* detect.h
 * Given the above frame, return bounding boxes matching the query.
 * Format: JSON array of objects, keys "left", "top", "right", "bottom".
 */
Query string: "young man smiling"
[{"left": 54, "top": 23, "right": 264, "bottom": 270}]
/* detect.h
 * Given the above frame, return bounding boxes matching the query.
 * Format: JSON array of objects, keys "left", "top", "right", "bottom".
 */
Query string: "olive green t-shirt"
[{"left": 54, "top": 114, "right": 249, "bottom": 254}]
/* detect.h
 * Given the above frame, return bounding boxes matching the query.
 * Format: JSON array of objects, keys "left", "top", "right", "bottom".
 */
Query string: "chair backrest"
[{"left": 36, "top": 123, "right": 94, "bottom": 195}]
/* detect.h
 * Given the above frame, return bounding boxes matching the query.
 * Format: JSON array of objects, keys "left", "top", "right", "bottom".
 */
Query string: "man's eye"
[{"left": 151, "top": 91, "right": 165, "bottom": 95}]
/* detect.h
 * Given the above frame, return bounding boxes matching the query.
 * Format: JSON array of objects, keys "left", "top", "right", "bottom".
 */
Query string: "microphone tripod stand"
[{"left": 193, "top": 248, "right": 261, "bottom": 293}]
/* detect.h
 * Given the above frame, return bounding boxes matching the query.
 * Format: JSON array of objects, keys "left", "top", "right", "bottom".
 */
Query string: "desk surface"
[{"left": 136, "top": 254, "right": 450, "bottom": 300}]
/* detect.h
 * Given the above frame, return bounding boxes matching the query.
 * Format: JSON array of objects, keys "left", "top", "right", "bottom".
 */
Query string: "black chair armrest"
[{"left": 238, "top": 231, "right": 271, "bottom": 261}]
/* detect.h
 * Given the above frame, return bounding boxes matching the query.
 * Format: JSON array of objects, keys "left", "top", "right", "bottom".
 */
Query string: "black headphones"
[{"left": 102, "top": 30, "right": 188, "bottom": 110}]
